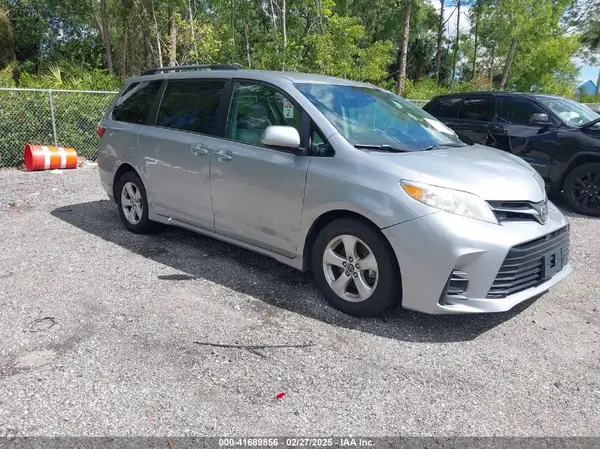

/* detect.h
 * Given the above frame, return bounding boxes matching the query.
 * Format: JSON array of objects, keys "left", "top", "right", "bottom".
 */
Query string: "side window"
[
  {"left": 497, "top": 97, "right": 543, "bottom": 126},
  {"left": 309, "top": 123, "right": 334, "bottom": 157},
  {"left": 156, "top": 79, "right": 226, "bottom": 135},
  {"left": 457, "top": 97, "right": 493, "bottom": 121},
  {"left": 427, "top": 97, "right": 461, "bottom": 118},
  {"left": 226, "top": 82, "right": 302, "bottom": 147},
  {"left": 111, "top": 80, "right": 162, "bottom": 124}
]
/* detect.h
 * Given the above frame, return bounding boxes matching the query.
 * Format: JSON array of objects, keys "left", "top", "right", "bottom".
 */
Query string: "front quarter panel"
[{"left": 297, "top": 134, "right": 434, "bottom": 257}]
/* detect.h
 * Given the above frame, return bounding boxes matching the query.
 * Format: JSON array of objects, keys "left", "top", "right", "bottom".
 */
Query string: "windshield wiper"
[
  {"left": 579, "top": 117, "right": 600, "bottom": 129},
  {"left": 353, "top": 144, "right": 411, "bottom": 153},
  {"left": 422, "top": 143, "right": 466, "bottom": 151}
]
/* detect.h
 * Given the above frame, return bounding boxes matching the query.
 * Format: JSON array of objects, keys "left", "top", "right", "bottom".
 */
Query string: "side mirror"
[
  {"left": 260, "top": 125, "right": 301, "bottom": 150},
  {"left": 529, "top": 113, "right": 552, "bottom": 127}
]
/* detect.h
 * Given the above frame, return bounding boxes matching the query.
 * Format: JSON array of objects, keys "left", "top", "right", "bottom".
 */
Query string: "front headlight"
[{"left": 400, "top": 180, "right": 498, "bottom": 224}]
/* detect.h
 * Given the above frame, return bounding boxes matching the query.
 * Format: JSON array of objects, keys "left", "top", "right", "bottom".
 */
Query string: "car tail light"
[{"left": 96, "top": 126, "right": 106, "bottom": 137}]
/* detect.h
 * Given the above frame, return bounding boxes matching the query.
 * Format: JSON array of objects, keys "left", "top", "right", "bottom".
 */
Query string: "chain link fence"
[
  {"left": 0, "top": 87, "right": 598, "bottom": 168},
  {"left": 0, "top": 88, "right": 117, "bottom": 168}
]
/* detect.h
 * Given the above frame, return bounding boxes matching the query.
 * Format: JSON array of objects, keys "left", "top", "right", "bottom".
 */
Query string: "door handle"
[
  {"left": 191, "top": 144, "right": 209, "bottom": 156},
  {"left": 214, "top": 150, "right": 233, "bottom": 161}
]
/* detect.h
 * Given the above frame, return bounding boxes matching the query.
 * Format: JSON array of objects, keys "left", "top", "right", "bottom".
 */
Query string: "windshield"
[
  {"left": 537, "top": 96, "right": 600, "bottom": 126},
  {"left": 295, "top": 83, "right": 466, "bottom": 151}
]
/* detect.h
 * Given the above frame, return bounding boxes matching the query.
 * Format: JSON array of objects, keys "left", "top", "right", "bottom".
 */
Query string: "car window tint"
[
  {"left": 226, "top": 82, "right": 302, "bottom": 146},
  {"left": 156, "top": 79, "right": 226, "bottom": 135},
  {"left": 457, "top": 97, "right": 493, "bottom": 121},
  {"left": 427, "top": 97, "right": 461, "bottom": 118},
  {"left": 112, "top": 80, "right": 162, "bottom": 124},
  {"left": 497, "top": 97, "right": 542, "bottom": 126}
]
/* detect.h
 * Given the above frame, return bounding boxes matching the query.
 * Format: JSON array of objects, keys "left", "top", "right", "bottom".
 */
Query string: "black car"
[{"left": 422, "top": 92, "right": 600, "bottom": 216}]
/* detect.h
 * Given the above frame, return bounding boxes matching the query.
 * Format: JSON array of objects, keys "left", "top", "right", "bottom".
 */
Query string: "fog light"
[
  {"left": 448, "top": 270, "right": 469, "bottom": 295},
  {"left": 439, "top": 270, "right": 469, "bottom": 305}
]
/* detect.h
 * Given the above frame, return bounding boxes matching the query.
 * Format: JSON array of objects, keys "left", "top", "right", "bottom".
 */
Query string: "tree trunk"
[
  {"left": 282, "top": 0, "right": 287, "bottom": 70},
  {"left": 596, "top": 68, "right": 600, "bottom": 98},
  {"left": 99, "top": 0, "right": 114, "bottom": 75},
  {"left": 472, "top": 4, "right": 479, "bottom": 81},
  {"left": 500, "top": 37, "right": 518, "bottom": 89},
  {"left": 144, "top": 30, "right": 151, "bottom": 70},
  {"left": 188, "top": 0, "right": 195, "bottom": 41},
  {"left": 270, "top": 0, "right": 277, "bottom": 29},
  {"left": 451, "top": 0, "right": 460, "bottom": 83},
  {"left": 152, "top": 2, "right": 163, "bottom": 67},
  {"left": 396, "top": 0, "right": 412, "bottom": 96},
  {"left": 230, "top": 0, "right": 235, "bottom": 55},
  {"left": 317, "top": 0, "right": 324, "bottom": 33},
  {"left": 434, "top": 0, "right": 444, "bottom": 82},
  {"left": 188, "top": 0, "right": 196, "bottom": 60},
  {"left": 0, "top": 6, "right": 15, "bottom": 70},
  {"left": 168, "top": 6, "right": 177, "bottom": 67},
  {"left": 489, "top": 44, "right": 494, "bottom": 84},
  {"left": 243, "top": 19, "right": 251, "bottom": 68},
  {"left": 121, "top": 30, "right": 129, "bottom": 76}
]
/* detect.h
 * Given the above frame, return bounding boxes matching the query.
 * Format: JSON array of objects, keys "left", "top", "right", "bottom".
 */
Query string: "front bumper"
[{"left": 382, "top": 201, "right": 572, "bottom": 314}]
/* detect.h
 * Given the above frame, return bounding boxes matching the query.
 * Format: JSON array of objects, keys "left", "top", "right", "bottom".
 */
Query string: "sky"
[{"left": 429, "top": 0, "right": 598, "bottom": 86}]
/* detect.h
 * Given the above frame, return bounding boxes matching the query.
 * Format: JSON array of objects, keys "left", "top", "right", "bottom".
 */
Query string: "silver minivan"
[{"left": 97, "top": 64, "right": 572, "bottom": 317}]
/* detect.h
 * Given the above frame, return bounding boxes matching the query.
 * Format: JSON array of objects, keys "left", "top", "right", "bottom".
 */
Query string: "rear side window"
[
  {"left": 426, "top": 97, "right": 461, "bottom": 118},
  {"left": 156, "top": 79, "right": 226, "bottom": 135},
  {"left": 457, "top": 97, "right": 493, "bottom": 121},
  {"left": 111, "top": 80, "right": 162, "bottom": 124},
  {"left": 497, "top": 97, "right": 543, "bottom": 126}
]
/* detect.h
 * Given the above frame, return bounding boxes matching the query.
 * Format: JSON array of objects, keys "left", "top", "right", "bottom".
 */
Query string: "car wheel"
[
  {"left": 563, "top": 162, "right": 600, "bottom": 217},
  {"left": 115, "top": 171, "right": 162, "bottom": 234},
  {"left": 311, "top": 218, "right": 401, "bottom": 317}
]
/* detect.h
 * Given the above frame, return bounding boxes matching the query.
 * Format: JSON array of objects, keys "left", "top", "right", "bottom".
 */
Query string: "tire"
[
  {"left": 115, "top": 171, "right": 162, "bottom": 234},
  {"left": 563, "top": 162, "right": 600, "bottom": 217},
  {"left": 311, "top": 218, "right": 401, "bottom": 317}
]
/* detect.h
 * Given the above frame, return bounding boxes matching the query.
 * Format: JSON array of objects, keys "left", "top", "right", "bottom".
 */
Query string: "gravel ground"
[{"left": 0, "top": 165, "right": 598, "bottom": 438}]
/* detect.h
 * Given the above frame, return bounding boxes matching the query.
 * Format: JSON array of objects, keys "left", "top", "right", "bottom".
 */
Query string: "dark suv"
[{"left": 423, "top": 92, "right": 600, "bottom": 216}]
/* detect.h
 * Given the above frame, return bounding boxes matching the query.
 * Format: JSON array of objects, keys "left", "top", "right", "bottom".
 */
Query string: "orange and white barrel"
[{"left": 23, "top": 144, "right": 78, "bottom": 171}]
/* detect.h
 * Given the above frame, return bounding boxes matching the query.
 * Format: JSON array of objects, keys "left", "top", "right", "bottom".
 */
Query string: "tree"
[
  {"left": 451, "top": 0, "right": 460, "bottom": 82},
  {"left": 0, "top": 5, "right": 15, "bottom": 70},
  {"left": 99, "top": 0, "right": 113, "bottom": 74},
  {"left": 434, "top": 0, "right": 445, "bottom": 81},
  {"left": 396, "top": 0, "right": 412, "bottom": 96}
]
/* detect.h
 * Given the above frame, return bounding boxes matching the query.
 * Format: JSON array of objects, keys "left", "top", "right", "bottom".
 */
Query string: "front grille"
[
  {"left": 487, "top": 226, "right": 569, "bottom": 299},
  {"left": 488, "top": 200, "right": 546, "bottom": 223}
]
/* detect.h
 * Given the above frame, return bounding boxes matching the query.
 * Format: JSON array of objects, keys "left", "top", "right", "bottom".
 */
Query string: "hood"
[{"left": 373, "top": 144, "right": 546, "bottom": 202}]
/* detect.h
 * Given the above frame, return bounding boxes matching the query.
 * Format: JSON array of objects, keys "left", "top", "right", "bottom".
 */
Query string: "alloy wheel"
[
  {"left": 571, "top": 170, "right": 600, "bottom": 210},
  {"left": 322, "top": 234, "right": 379, "bottom": 303},
  {"left": 121, "top": 181, "right": 143, "bottom": 225}
]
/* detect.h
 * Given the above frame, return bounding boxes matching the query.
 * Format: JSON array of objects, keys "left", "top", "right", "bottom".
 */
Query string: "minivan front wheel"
[
  {"left": 115, "top": 171, "right": 162, "bottom": 234},
  {"left": 311, "top": 218, "right": 401, "bottom": 317},
  {"left": 563, "top": 162, "right": 600, "bottom": 217}
]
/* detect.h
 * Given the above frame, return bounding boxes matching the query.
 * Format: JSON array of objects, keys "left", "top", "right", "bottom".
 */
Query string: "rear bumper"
[{"left": 382, "top": 201, "right": 571, "bottom": 315}]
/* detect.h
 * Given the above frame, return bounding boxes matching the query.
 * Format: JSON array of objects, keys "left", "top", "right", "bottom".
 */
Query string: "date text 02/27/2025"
[{"left": 218, "top": 438, "right": 375, "bottom": 447}]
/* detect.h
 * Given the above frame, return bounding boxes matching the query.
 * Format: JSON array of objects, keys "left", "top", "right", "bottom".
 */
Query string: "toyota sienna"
[{"left": 97, "top": 65, "right": 572, "bottom": 317}]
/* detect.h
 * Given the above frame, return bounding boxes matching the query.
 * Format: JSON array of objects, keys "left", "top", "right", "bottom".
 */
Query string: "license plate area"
[{"left": 541, "top": 249, "right": 562, "bottom": 280}]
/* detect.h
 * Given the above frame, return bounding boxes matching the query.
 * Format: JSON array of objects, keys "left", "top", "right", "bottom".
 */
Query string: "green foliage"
[
  {"left": 0, "top": 0, "right": 595, "bottom": 168},
  {"left": 16, "top": 62, "right": 123, "bottom": 91},
  {"left": 403, "top": 77, "right": 486, "bottom": 100}
]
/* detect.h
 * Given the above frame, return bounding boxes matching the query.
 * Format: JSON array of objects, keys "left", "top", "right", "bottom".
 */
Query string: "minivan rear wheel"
[
  {"left": 311, "top": 218, "right": 401, "bottom": 317},
  {"left": 115, "top": 171, "right": 162, "bottom": 234},
  {"left": 563, "top": 162, "right": 600, "bottom": 217}
]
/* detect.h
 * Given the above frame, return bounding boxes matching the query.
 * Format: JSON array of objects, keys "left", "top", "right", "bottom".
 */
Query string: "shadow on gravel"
[{"left": 52, "top": 201, "right": 540, "bottom": 344}]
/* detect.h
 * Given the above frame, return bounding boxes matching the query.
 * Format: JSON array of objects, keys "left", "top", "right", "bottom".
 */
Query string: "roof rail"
[{"left": 141, "top": 64, "right": 241, "bottom": 76}]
